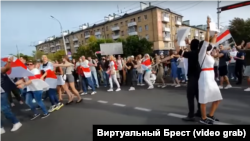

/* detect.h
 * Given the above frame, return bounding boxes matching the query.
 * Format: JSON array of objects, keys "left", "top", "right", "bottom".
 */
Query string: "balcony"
[
  {"left": 65, "top": 39, "right": 69, "bottom": 43},
  {"left": 163, "top": 36, "right": 171, "bottom": 41},
  {"left": 50, "top": 44, "right": 55, "bottom": 47},
  {"left": 85, "top": 34, "right": 90, "bottom": 38},
  {"left": 51, "top": 49, "right": 56, "bottom": 53},
  {"left": 128, "top": 31, "right": 138, "bottom": 36},
  {"left": 111, "top": 26, "right": 120, "bottom": 31},
  {"left": 74, "top": 44, "right": 79, "bottom": 48},
  {"left": 39, "top": 48, "right": 43, "bottom": 51},
  {"left": 176, "top": 20, "right": 182, "bottom": 26},
  {"left": 57, "top": 48, "right": 61, "bottom": 51},
  {"left": 56, "top": 42, "right": 60, "bottom": 46},
  {"left": 162, "top": 16, "right": 169, "bottom": 22},
  {"left": 112, "top": 35, "right": 120, "bottom": 39},
  {"left": 66, "top": 46, "right": 71, "bottom": 49},
  {"left": 163, "top": 26, "right": 170, "bottom": 32},
  {"left": 73, "top": 37, "right": 78, "bottom": 41},
  {"left": 127, "top": 22, "right": 137, "bottom": 27},
  {"left": 95, "top": 31, "right": 101, "bottom": 35}
]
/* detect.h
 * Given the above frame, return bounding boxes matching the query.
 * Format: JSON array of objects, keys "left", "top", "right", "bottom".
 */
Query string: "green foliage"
[
  {"left": 229, "top": 18, "right": 250, "bottom": 45},
  {"left": 122, "top": 35, "right": 153, "bottom": 57},
  {"left": 10, "top": 53, "right": 34, "bottom": 61},
  {"left": 32, "top": 50, "right": 45, "bottom": 60},
  {"left": 46, "top": 50, "right": 66, "bottom": 61}
]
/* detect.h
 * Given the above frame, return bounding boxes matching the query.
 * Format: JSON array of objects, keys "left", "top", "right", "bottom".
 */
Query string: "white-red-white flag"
[
  {"left": 216, "top": 29, "right": 234, "bottom": 47},
  {"left": 1, "top": 57, "right": 34, "bottom": 78},
  {"left": 27, "top": 68, "right": 49, "bottom": 91}
]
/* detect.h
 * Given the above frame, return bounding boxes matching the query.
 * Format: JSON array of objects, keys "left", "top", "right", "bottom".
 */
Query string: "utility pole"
[
  {"left": 217, "top": 0, "right": 221, "bottom": 29},
  {"left": 16, "top": 45, "right": 20, "bottom": 58}
]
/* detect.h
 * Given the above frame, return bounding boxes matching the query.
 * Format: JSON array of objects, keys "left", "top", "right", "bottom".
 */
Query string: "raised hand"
[
  {"left": 207, "top": 16, "right": 211, "bottom": 26},
  {"left": 8, "top": 56, "right": 14, "bottom": 62}
]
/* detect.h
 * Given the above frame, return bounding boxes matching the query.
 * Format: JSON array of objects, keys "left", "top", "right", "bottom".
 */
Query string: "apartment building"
[{"left": 36, "top": 3, "right": 205, "bottom": 55}]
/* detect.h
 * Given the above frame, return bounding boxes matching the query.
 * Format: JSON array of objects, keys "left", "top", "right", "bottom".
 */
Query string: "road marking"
[
  {"left": 82, "top": 98, "right": 92, "bottom": 100},
  {"left": 113, "top": 103, "right": 126, "bottom": 107},
  {"left": 97, "top": 100, "right": 108, "bottom": 104},
  {"left": 134, "top": 107, "right": 151, "bottom": 112},
  {"left": 163, "top": 83, "right": 243, "bottom": 89},
  {"left": 167, "top": 113, "right": 231, "bottom": 125}
]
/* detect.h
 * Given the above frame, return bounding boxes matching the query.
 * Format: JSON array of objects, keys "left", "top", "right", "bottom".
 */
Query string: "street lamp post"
[{"left": 50, "top": 16, "right": 67, "bottom": 55}]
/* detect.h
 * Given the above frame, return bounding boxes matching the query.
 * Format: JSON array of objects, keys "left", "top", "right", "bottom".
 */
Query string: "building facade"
[{"left": 36, "top": 4, "right": 206, "bottom": 54}]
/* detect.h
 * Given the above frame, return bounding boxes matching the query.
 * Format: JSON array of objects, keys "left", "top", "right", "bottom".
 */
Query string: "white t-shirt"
[
  {"left": 177, "top": 58, "right": 184, "bottom": 68},
  {"left": 229, "top": 51, "right": 238, "bottom": 63},
  {"left": 89, "top": 59, "right": 96, "bottom": 72},
  {"left": 117, "top": 60, "right": 123, "bottom": 70},
  {"left": 109, "top": 61, "right": 115, "bottom": 70}
]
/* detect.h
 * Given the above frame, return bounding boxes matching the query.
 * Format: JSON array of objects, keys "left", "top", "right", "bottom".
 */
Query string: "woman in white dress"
[{"left": 198, "top": 17, "right": 223, "bottom": 125}]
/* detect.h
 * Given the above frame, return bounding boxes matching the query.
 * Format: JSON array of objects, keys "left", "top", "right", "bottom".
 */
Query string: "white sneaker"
[
  {"left": 218, "top": 85, "right": 223, "bottom": 89},
  {"left": 224, "top": 85, "right": 232, "bottom": 89},
  {"left": 88, "top": 86, "right": 91, "bottom": 90},
  {"left": 129, "top": 87, "right": 135, "bottom": 91},
  {"left": 148, "top": 86, "right": 154, "bottom": 89},
  {"left": 175, "top": 84, "right": 181, "bottom": 87},
  {"left": 1, "top": 128, "right": 5, "bottom": 134},
  {"left": 244, "top": 88, "right": 250, "bottom": 91},
  {"left": 216, "top": 78, "right": 219, "bottom": 81},
  {"left": 137, "top": 83, "right": 140, "bottom": 86},
  {"left": 32, "top": 99, "right": 36, "bottom": 103},
  {"left": 152, "top": 81, "right": 155, "bottom": 84},
  {"left": 171, "top": 83, "right": 176, "bottom": 86},
  {"left": 11, "top": 122, "right": 22, "bottom": 132},
  {"left": 91, "top": 91, "right": 97, "bottom": 95},
  {"left": 161, "top": 85, "right": 166, "bottom": 88},
  {"left": 182, "top": 80, "right": 185, "bottom": 83},
  {"left": 81, "top": 92, "right": 87, "bottom": 95},
  {"left": 157, "top": 85, "right": 161, "bottom": 88},
  {"left": 48, "top": 105, "right": 56, "bottom": 113},
  {"left": 11, "top": 103, "right": 15, "bottom": 107},
  {"left": 116, "top": 88, "right": 121, "bottom": 91},
  {"left": 140, "top": 84, "right": 145, "bottom": 86},
  {"left": 107, "top": 89, "right": 113, "bottom": 92}
]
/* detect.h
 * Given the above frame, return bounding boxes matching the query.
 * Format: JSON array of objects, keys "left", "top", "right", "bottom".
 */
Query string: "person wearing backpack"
[{"left": 215, "top": 44, "right": 232, "bottom": 89}]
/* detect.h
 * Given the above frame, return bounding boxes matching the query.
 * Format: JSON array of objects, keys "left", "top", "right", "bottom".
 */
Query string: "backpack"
[{"left": 225, "top": 52, "right": 231, "bottom": 61}]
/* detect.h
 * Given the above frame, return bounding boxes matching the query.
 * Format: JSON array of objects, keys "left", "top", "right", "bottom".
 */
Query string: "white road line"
[
  {"left": 113, "top": 103, "right": 126, "bottom": 107},
  {"left": 167, "top": 113, "right": 231, "bottom": 125},
  {"left": 134, "top": 107, "right": 151, "bottom": 112},
  {"left": 97, "top": 100, "right": 108, "bottom": 104},
  {"left": 82, "top": 98, "right": 92, "bottom": 100}
]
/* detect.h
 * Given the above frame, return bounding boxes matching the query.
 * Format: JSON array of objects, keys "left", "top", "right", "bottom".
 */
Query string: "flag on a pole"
[
  {"left": 1, "top": 57, "right": 34, "bottom": 78},
  {"left": 216, "top": 29, "right": 234, "bottom": 47}
]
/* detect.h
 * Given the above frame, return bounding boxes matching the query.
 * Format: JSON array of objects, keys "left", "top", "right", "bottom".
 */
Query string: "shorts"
[
  {"left": 218, "top": 65, "right": 228, "bottom": 76},
  {"left": 65, "top": 74, "right": 75, "bottom": 83},
  {"left": 244, "top": 66, "right": 250, "bottom": 77}
]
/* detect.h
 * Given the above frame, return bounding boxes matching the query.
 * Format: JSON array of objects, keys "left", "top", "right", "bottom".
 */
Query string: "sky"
[{"left": 1, "top": 1, "right": 249, "bottom": 56}]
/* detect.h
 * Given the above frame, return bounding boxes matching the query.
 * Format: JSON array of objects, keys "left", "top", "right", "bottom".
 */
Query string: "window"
[
  {"left": 81, "top": 34, "right": 83, "bottom": 38},
  {"left": 131, "top": 18, "right": 135, "bottom": 22},
  {"left": 144, "top": 15, "right": 147, "bottom": 20},
  {"left": 82, "top": 41, "right": 84, "bottom": 44},
  {"left": 106, "top": 26, "right": 108, "bottom": 31},
  {"left": 169, "top": 43, "right": 172, "bottom": 48},
  {"left": 145, "top": 34, "right": 149, "bottom": 40},
  {"left": 107, "top": 34, "right": 109, "bottom": 38},
  {"left": 164, "top": 42, "right": 168, "bottom": 48},
  {"left": 114, "top": 23, "right": 118, "bottom": 26},
  {"left": 138, "top": 16, "right": 141, "bottom": 22},
  {"left": 145, "top": 25, "right": 149, "bottom": 30},
  {"left": 102, "top": 27, "right": 104, "bottom": 31},
  {"left": 120, "top": 22, "right": 123, "bottom": 25},
  {"left": 125, "top": 20, "right": 128, "bottom": 24},
  {"left": 138, "top": 26, "right": 142, "bottom": 32},
  {"left": 121, "top": 31, "right": 124, "bottom": 36}
]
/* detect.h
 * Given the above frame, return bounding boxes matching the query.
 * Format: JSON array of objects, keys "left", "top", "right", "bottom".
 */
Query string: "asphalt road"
[{"left": 2, "top": 84, "right": 250, "bottom": 141}]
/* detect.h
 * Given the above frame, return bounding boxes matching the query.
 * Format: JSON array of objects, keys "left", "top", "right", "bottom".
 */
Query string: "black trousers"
[
  {"left": 126, "top": 71, "right": 135, "bottom": 87},
  {"left": 235, "top": 63, "right": 243, "bottom": 84},
  {"left": 119, "top": 70, "right": 123, "bottom": 85},
  {"left": 186, "top": 76, "right": 200, "bottom": 118},
  {"left": 7, "top": 88, "right": 22, "bottom": 103}
]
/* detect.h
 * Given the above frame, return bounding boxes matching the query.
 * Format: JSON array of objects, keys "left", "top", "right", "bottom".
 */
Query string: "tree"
[
  {"left": 122, "top": 35, "right": 153, "bottom": 57},
  {"left": 32, "top": 50, "right": 45, "bottom": 60},
  {"left": 54, "top": 50, "right": 66, "bottom": 61},
  {"left": 229, "top": 18, "right": 250, "bottom": 45},
  {"left": 9, "top": 53, "right": 34, "bottom": 61}
]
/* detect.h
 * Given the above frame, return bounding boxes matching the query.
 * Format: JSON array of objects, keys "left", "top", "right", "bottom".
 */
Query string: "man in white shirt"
[
  {"left": 228, "top": 48, "right": 238, "bottom": 80},
  {"left": 88, "top": 57, "right": 99, "bottom": 88}
]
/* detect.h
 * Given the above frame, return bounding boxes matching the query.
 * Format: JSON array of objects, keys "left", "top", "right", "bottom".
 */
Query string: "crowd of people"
[{"left": 1, "top": 16, "right": 250, "bottom": 134}]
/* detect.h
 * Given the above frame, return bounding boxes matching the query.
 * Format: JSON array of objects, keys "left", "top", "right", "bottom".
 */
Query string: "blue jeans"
[
  {"left": 1, "top": 92, "right": 19, "bottom": 127},
  {"left": 25, "top": 91, "right": 48, "bottom": 114},
  {"left": 91, "top": 71, "right": 99, "bottom": 87},
  {"left": 177, "top": 68, "right": 184, "bottom": 81},
  {"left": 102, "top": 71, "right": 109, "bottom": 87},
  {"left": 81, "top": 76, "right": 95, "bottom": 93},
  {"left": 48, "top": 89, "right": 59, "bottom": 106},
  {"left": 137, "top": 73, "right": 143, "bottom": 84}
]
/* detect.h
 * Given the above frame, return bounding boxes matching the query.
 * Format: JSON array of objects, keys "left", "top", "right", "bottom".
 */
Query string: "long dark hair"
[{"left": 169, "top": 50, "right": 174, "bottom": 56}]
